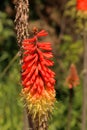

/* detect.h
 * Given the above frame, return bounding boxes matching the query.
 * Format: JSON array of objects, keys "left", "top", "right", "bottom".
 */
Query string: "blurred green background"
[{"left": 0, "top": 0, "right": 84, "bottom": 130}]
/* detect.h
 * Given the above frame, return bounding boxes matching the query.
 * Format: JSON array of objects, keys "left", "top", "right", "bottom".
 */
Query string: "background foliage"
[{"left": 0, "top": 0, "right": 83, "bottom": 130}]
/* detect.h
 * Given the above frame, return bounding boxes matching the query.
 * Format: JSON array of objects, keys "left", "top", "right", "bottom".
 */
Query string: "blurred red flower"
[
  {"left": 77, "top": 0, "right": 87, "bottom": 11},
  {"left": 66, "top": 64, "right": 80, "bottom": 89}
]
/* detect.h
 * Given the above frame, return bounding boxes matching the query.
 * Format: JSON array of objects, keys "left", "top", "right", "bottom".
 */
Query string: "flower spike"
[
  {"left": 66, "top": 64, "right": 80, "bottom": 89},
  {"left": 21, "top": 29, "right": 56, "bottom": 120}
]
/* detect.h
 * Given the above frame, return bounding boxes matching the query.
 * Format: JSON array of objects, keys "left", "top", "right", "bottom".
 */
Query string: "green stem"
[{"left": 67, "top": 88, "right": 74, "bottom": 130}]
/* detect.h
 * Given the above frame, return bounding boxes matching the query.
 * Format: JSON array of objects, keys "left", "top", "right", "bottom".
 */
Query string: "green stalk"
[{"left": 67, "top": 88, "right": 74, "bottom": 130}]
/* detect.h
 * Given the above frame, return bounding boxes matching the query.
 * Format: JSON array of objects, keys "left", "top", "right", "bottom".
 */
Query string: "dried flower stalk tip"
[
  {"left": 21, "top": 30, "right": 56, "bottom": 120},
  {"left": 66, "top": 64, "right": 80, "bottom": 89},
  {"left": 14, "top": 0, "right": 29, "bottom": 47}
]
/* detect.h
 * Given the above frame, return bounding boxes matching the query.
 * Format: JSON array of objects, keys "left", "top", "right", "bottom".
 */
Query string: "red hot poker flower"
[
  {"left": 77, "top": 0, "right": 87, "bottom": 11},
  {"left": 21, "top": 29, "right": 56, "bottom": 119},
  {"left": 66, "top": 64, "right": 79, "bottom": 89}
]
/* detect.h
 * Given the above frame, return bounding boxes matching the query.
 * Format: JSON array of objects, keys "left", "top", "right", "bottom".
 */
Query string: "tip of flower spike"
[
  {"left": 31, "top": 27, "right": 48, "bottom": 37},
  {"left": 32, "top": 27, "right": 38, "bottom": 35}
]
